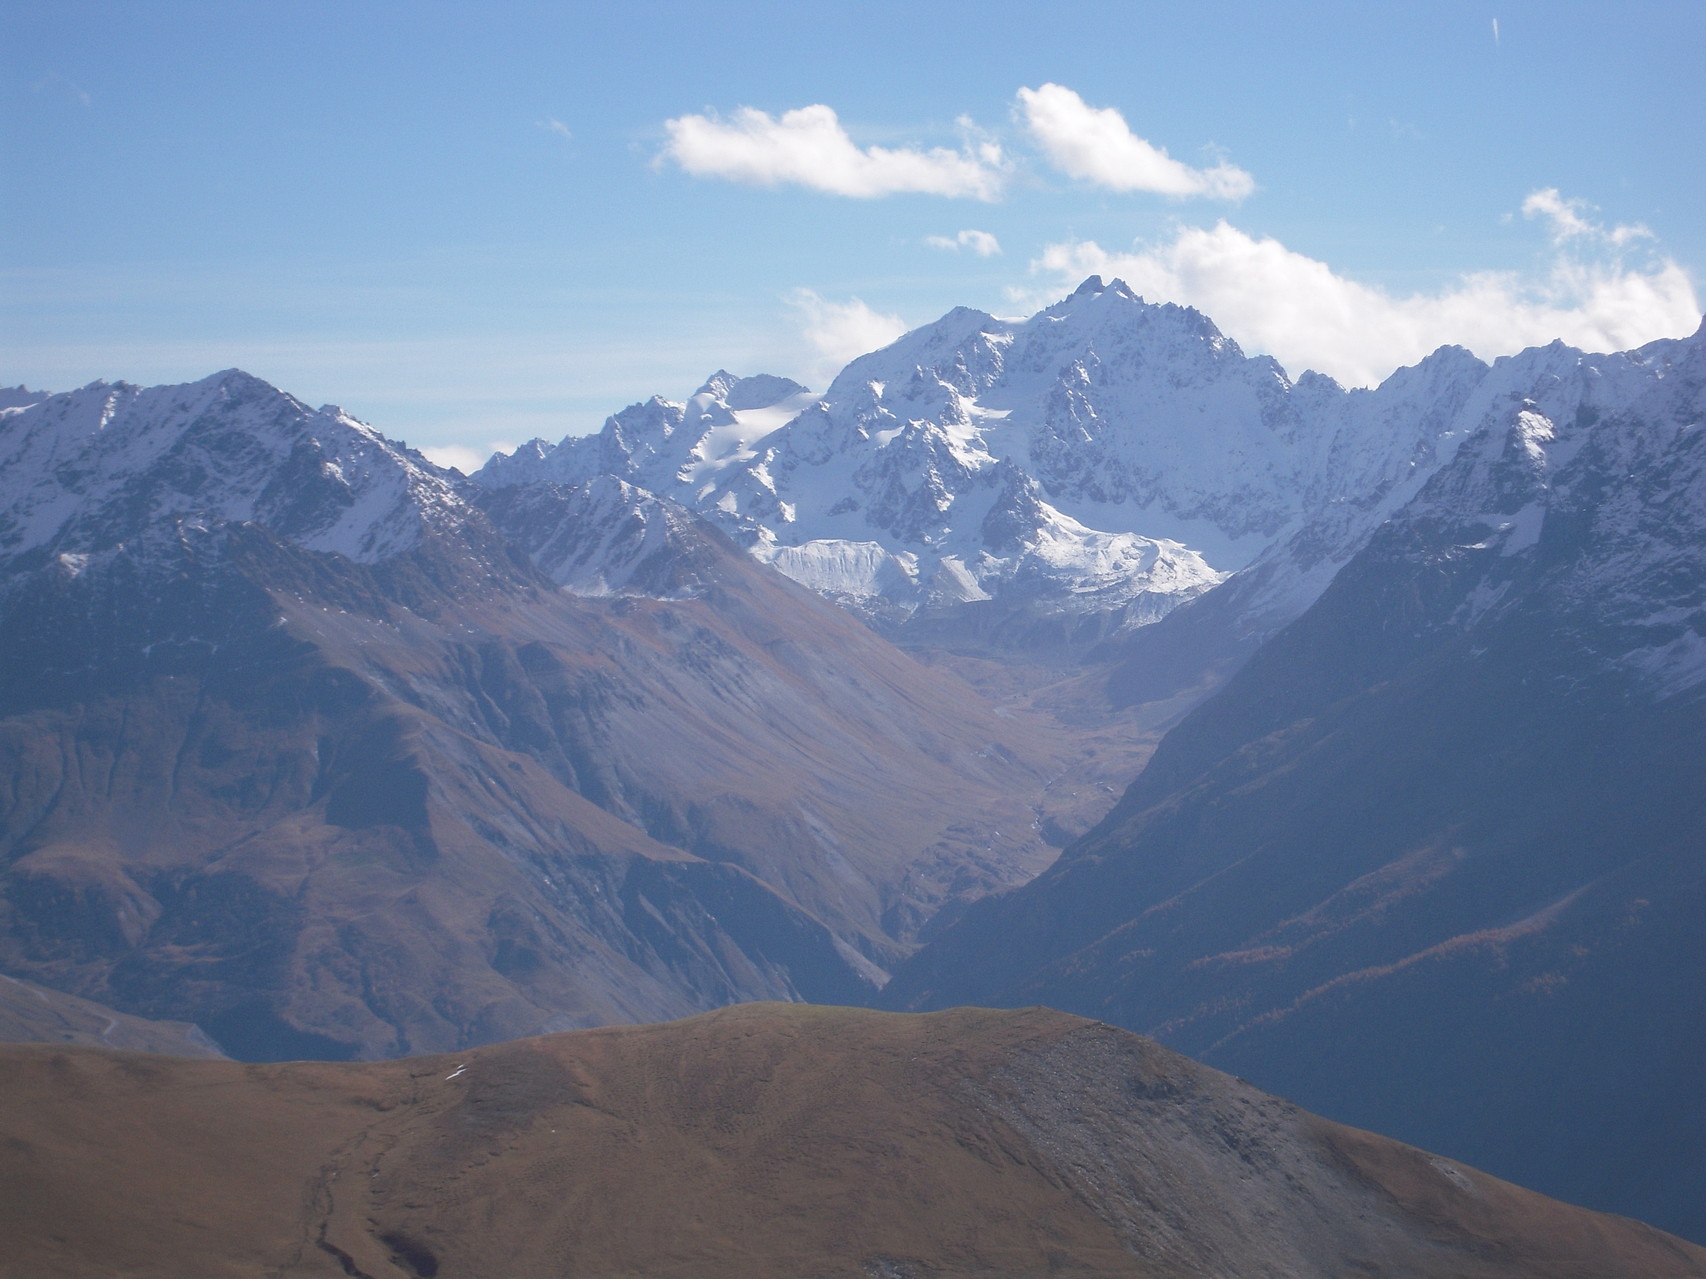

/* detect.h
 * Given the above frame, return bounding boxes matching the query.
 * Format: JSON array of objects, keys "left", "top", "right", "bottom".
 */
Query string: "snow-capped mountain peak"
[
  {"left": 473, "top": 472, "right": 730, "bottom": 600},
  {"left": 479, "top": 278, "right": 1494, "bottom": 644},
  {"left": 474, "top": 369, "right": 817, "bottom": 499},
  {"left": 0, "top": 368, "right": 470, "bottom": 569}
]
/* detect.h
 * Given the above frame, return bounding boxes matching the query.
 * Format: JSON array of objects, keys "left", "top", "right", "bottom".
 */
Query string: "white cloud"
[
  {"left": 539, "top": 118, "right": 573, "bottom": 141},
  {"left": 1032, "top": 213, "right": 1699, "bottom": 387},
  {"left": 786, "top": 289, "right": 907, "bottom": 381},
  {"left": 420, "top": 442, "right": 514, "bottom": 475},
  {"left": 926, "top": 229, "right": 1002, "bottom": 257},
  {"left": 662, "top": 104, "right": 1005, "bottom": 200},
  {"left": 1522, "top": 187, "right": 1651, "bottom": 247},
  {"left": 1015, "top": 84, "right": 1254, "bottom": 200}
]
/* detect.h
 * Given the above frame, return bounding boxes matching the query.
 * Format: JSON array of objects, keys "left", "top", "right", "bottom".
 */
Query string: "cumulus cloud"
[
  {"left": 1522, "top": 187, "right": 1651, "bottom": 247},
  {"left": 420, "top": 442, "right": 515, "bottom": 475},
  {"left": 539, "top": 117, "right": 573, "bottom": 141},
  {"left": 662, "top": 104, "right": 1005, "bottom": 200},
  {"left": 786, "top": 289, "right": 907, "bottom": 379},
  {"left": 1015, "top": 84, "right": 1254, "bottom": 200},
  {"left": 925, "top": 229, "right": 1002, "bottom": 257},
  {"left": 1032, "top": 206, "right": 1699, "bottom": 386}
]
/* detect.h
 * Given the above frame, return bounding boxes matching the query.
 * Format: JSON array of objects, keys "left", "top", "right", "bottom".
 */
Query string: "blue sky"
[{"left": 4, "top": 1, "right": 1703, "bottom": 467}]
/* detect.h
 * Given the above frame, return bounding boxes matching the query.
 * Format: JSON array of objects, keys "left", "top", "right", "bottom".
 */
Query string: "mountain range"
[
  {"left": 0, "top": 370, "right": 1074, "bottom": 1059},
  {"left": 2, "top": 278, "right": 1703, "bottom": 1243},
  {"left": 478, "top": 277, "right": 1497, "bottom": 661},
  {"left": 883, "top": 309, "right": 1706, "bottom": 1239}
]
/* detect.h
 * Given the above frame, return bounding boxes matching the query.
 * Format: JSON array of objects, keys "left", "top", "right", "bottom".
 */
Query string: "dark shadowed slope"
[
  {"left": 885, "top": 325, "right": 1706, "bottom": 1240},
  {"left": 3, "top": 1003, "right": 1702, "bottom": 1279},
  {"left": 0, "top": 972, "right": 224, "bottom": 1057}
]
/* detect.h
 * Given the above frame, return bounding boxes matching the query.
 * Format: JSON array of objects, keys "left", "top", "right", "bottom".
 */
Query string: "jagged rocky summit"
[{"left": 477, "top": 278, "right": 1506, "bottom": 653}]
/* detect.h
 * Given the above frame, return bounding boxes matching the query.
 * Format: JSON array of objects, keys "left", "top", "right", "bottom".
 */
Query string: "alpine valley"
[{"left": 3, "top": 278, "right": 1705, "bottom": 1255}]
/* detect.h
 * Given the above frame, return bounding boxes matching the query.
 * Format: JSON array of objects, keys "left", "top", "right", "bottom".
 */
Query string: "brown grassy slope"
[{"left": 2, "top": 1003, "right": 1700, "bottom": 1279}]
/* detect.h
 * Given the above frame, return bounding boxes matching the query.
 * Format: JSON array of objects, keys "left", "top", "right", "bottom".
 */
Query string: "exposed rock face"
[
  {"left": 0, "top": 371, "right": 1064, "bottom": 1059},
  {"left": 885, "top": 322, "right": 1706, "bottom": 1241},
  {"left": 5, "top": 1004, "right": 1702, "bottom": 1279}
]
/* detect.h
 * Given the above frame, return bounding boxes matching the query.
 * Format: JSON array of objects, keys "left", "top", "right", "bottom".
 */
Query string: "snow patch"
[
  {"left": 1623, "top": 629, "right": 1706, "bottom": 699},
  {"left": 760, "top": 540, "right": 919, "bottom": 598}
]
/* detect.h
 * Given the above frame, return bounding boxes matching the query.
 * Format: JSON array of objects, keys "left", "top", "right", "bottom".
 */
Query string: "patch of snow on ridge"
[
  {"left": 532, "top": 476, "right": 688, "bottom": 596},
  {"left": 0, "top": 386, "right": 51, "bottom": 413},
  {"left": 683, "top": 386, "right": 821, "bottom": 490},
  {"left": 1495, "top": 504, "right": 1548, "bottom": 557},
  {"left": 1624, "top": 630, "right": 1706, "bottom": 700},
  {"left": 472, "top": 472, "right": 726, "bottom": 600},
  {"left": 473, "top": 371, "right": 817, "bottom": 499}
]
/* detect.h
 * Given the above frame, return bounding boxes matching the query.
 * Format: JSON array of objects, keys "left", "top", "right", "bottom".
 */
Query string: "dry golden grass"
[{"left": 3, "top": 1003, "right": 1700, "bottom": 1278}]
